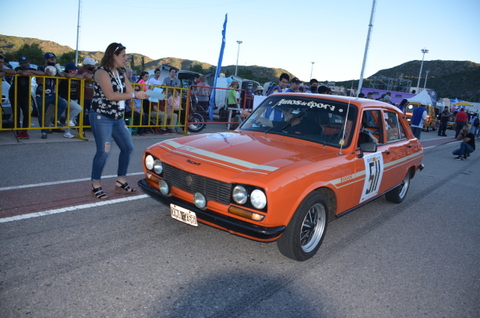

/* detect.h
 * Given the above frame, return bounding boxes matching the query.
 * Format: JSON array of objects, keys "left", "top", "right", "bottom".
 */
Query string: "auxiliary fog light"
[
  {"left": 193, "top": 192, "right": 207, "bottom": 209},
  {"left": 159, "top": 179, "right": 170, "bottom": 196}
]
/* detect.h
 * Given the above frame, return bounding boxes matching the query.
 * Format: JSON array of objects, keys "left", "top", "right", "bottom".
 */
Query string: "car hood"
[{"left": 150, "top": 131, "right": 337, "bottom": 179}]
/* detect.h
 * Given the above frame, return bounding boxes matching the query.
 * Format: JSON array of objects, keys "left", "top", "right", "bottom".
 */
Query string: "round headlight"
[
  {"left": 232, "top": 185, "right": 248, "bottom": 205},
  {"left": 250, "top": 189, "right": 267, "bottom": 210},
  {"left": 145, "top": 155, "right": 154, "bottom": 170},
  {"left": 153, "top": 160, "right": 163, "bottom": 174},
  {"left": 194, "top": 192, "right": 207, "bottom": 209},
  {"left": 159, "top": 179, "right": 170, "bottom": 196}
]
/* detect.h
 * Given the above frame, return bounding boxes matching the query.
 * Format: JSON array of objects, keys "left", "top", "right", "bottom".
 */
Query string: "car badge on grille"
[{"left": 186, "top": 175, "right": 193, "bottom": 187}]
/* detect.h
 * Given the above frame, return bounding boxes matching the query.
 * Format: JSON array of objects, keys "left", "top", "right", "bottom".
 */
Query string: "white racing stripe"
[{"left": 0, "top": 195, "right": 148, "bottom": 223}]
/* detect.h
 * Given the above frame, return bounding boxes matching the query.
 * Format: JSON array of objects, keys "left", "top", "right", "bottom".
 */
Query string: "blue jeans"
[
  {"left": 90, "top": 112, "right": 134, "bottom": 182},
  {"left": 36, "top": 95, "right": 67, "bottom": 133},
  {"left": 452, "top": 142, "right": 474, "bottom": 157}
]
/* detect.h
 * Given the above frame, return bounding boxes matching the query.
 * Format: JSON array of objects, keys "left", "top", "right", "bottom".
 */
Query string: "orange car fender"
[{"left": 262, "top": 173, "right": 337, "bottom": 227}]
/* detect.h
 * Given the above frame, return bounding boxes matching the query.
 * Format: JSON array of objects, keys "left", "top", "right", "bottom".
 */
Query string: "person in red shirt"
[{"left": 454, "top": 108, "right": 468, "bottom": 138}]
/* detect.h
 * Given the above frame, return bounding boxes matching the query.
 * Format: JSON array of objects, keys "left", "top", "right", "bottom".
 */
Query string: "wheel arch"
[{"left": 315, "top": 187, "right": 337, "bottom": 222}]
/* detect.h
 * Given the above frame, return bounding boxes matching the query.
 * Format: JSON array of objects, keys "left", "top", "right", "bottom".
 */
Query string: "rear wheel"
[
  {"left": 385, "top": 170, "right": 411, "bottom": 203},
  {"left": 277, "top": 191, "right": 329, "bottom": 261}
]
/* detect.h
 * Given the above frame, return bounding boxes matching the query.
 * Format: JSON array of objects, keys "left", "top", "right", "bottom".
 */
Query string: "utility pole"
[
  {"left": 357, "top": 0, "right": 377, "bottom": 96},
  {"left": 75, "top": 0, "right": 82, "bottom": 66}
]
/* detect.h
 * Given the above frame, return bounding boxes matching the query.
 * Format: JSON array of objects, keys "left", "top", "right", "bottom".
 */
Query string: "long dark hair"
[
  {"left": 99, "top": 42, "right": 126, "bottom": 74},
  {"left": 137, "top": 71, "right": 149, "bottom": 83}
]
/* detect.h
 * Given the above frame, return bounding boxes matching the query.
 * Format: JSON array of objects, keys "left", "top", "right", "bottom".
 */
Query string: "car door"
[
  {"left": 380, "top": 109, "right": 415, "bottom": 188},
  {"left": 356, "top": 109, "right": 387, "bottom": 203}
]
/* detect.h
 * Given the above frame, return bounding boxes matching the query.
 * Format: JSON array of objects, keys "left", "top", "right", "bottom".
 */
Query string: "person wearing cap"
[
  {"left": 286, "top": 77, "right": 302, "bottom": 92},
  {"left": 8, "top": 56, "right": 45, "bottom": 139},
  {"left": 35, "top": 52, "right": 68, "bottom": 138},
  {"left": 59, "top": 62, "right": 85, "bottom": 138},
  {"left": 78, "top": 57, "right": 97, "bottom": 116},
  {"left": 254, "top": 85, "right": 263, "bottom": 96}
]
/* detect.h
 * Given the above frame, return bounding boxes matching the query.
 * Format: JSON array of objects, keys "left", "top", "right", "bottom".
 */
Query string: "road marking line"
[
  {"left": 0, "top": 172, "right": 144, "bottom": 191},
  {"left": 0, "top": 194, "right": 148, "bottom": 224}
]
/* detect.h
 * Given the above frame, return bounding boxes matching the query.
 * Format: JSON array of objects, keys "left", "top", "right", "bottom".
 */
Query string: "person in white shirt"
[{"left": 147, "top": 68, "right": 162, "bottom": 87}]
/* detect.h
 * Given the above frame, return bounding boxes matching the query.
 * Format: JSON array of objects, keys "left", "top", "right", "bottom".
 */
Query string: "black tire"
[
  {"left": 277, "top": 191, "right": 329, "bottom": 261},
  {"left": 187, "top": 113, "right": 206, "bottom": 133},
  {"left": 385, "top": 170, "right": 411, "bottom": 203}
]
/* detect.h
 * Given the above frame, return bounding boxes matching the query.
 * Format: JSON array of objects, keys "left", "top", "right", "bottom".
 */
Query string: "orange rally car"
[{"left": 138, "top": 93, "right": 425, "bottom": 261}]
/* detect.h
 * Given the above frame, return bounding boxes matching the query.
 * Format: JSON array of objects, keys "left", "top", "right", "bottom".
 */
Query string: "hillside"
[
  {"left": 336, "top": 60, "right": 480, "bottom": 101},
  {"left": 1, "top": 34, "right": 479, "bottom": 101}
]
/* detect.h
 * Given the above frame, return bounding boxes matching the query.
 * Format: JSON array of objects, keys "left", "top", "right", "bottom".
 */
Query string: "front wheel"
[
  {"left": 277, "top": 191, "right": 329, "bottom": 261},
  {"left": 385, "top": 170, "right": 411, "bottom": 203},
  {"left": 187, "top": 113, "right": 206, "bottom": 132}
]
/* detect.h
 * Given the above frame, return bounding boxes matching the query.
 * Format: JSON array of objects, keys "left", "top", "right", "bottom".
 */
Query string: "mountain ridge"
[{"left": 1, "top": 34, "right": 479, "bottom": 101}]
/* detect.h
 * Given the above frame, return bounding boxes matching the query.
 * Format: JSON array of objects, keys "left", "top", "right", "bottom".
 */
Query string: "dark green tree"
[
  {"left": 5, "top": 43, "right": 44, "bottom": 65},
  {"left": 190, "top": 64, "right": 204, "bottom": 74},
  {"left": 58, "top": 51, "right": 76, "bottom": 65},
  {"left": 130, "top": 55, "right": 135, "bottom": 68}
]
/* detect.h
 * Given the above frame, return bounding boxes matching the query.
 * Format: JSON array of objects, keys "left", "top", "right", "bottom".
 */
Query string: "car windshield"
[{"left": 239, "top": 95, "right": 358, "bottom": 148}]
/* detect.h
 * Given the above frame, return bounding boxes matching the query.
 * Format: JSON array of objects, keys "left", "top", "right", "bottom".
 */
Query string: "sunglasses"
[{"left": 114, "top": 43, "right": 125, "bottom": 53}]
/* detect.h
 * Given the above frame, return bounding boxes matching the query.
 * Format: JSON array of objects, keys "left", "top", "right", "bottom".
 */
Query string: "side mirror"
[{"left": 358, "top": 142, "right": 377, "bottom": 158}]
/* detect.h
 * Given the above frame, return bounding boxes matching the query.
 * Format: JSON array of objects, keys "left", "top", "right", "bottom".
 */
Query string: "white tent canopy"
[{"left": 407, "top": 89, "right": 433, "bottom": 105}]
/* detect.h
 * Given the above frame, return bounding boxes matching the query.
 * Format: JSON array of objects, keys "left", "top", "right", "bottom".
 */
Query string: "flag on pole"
[{"left": 209, "top": 14, "right": 228, "bottom": 121}]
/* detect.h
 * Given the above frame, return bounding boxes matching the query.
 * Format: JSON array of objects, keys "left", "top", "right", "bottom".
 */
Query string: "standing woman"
[
  {"left": 90, "top": 43, "right": 149, "bottom": 199},
  {"left": 137, "top": 71, "right": 150, "bottom": 114}
]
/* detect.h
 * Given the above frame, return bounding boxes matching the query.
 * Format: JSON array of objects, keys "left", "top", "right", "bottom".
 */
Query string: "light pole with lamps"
[
  {"left": 235, "top": 40, "right": 243, "bottom": 76},
  {"left": 416, "top": 48, "right": 428, "bottom": 92},
  {"left": 310, "top": 62, "right": 315, "bottom": 80}
]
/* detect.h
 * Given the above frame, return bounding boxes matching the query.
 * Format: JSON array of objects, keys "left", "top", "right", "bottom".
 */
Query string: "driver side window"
[{"left": 359, "top": 110, "right": 383, "bottom": 146}]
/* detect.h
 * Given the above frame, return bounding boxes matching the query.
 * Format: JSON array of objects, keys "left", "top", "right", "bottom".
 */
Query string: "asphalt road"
[{"left": 0, "top": 129, "right": 479, "bottom": 318}]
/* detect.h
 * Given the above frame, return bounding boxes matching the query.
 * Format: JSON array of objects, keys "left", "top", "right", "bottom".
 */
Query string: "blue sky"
[{"left": 2, "top": 0, "right": 479, "bottom": 82}]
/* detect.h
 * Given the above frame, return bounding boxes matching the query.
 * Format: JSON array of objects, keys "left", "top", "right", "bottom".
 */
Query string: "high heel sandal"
[
  {"left": 92, "top": 185, "right": 108, "bottom": 199},
  {"left": 115, "top": 180, "right": 137, "bottom": 193}
]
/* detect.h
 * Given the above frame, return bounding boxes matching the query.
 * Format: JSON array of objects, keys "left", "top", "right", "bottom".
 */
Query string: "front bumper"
[{"left": 138, "top": 179, "right": 285, "bottom": 241}]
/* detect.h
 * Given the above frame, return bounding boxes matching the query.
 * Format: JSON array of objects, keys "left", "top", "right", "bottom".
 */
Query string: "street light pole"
[
  {"left": 416, "top": 48, "right": 429, "bottom": 92},
  {"left": 74, "top": 0, "right": 82, "bottom": 66},
  {"left": 235, "top": 40, "right": 243, "bottom": 76},
  {"left": 310, "top": 62, "right": 315, "bottom": 80}
]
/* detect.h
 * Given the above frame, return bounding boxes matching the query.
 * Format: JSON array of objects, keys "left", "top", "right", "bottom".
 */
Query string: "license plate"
[{"left": 170, "top": 204, "right": 198, "bottom": 227}]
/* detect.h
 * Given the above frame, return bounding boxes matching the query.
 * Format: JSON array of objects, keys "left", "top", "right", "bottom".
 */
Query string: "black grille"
[{"left": 163, "top": 163, "right": 232, "bottom": 205}]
